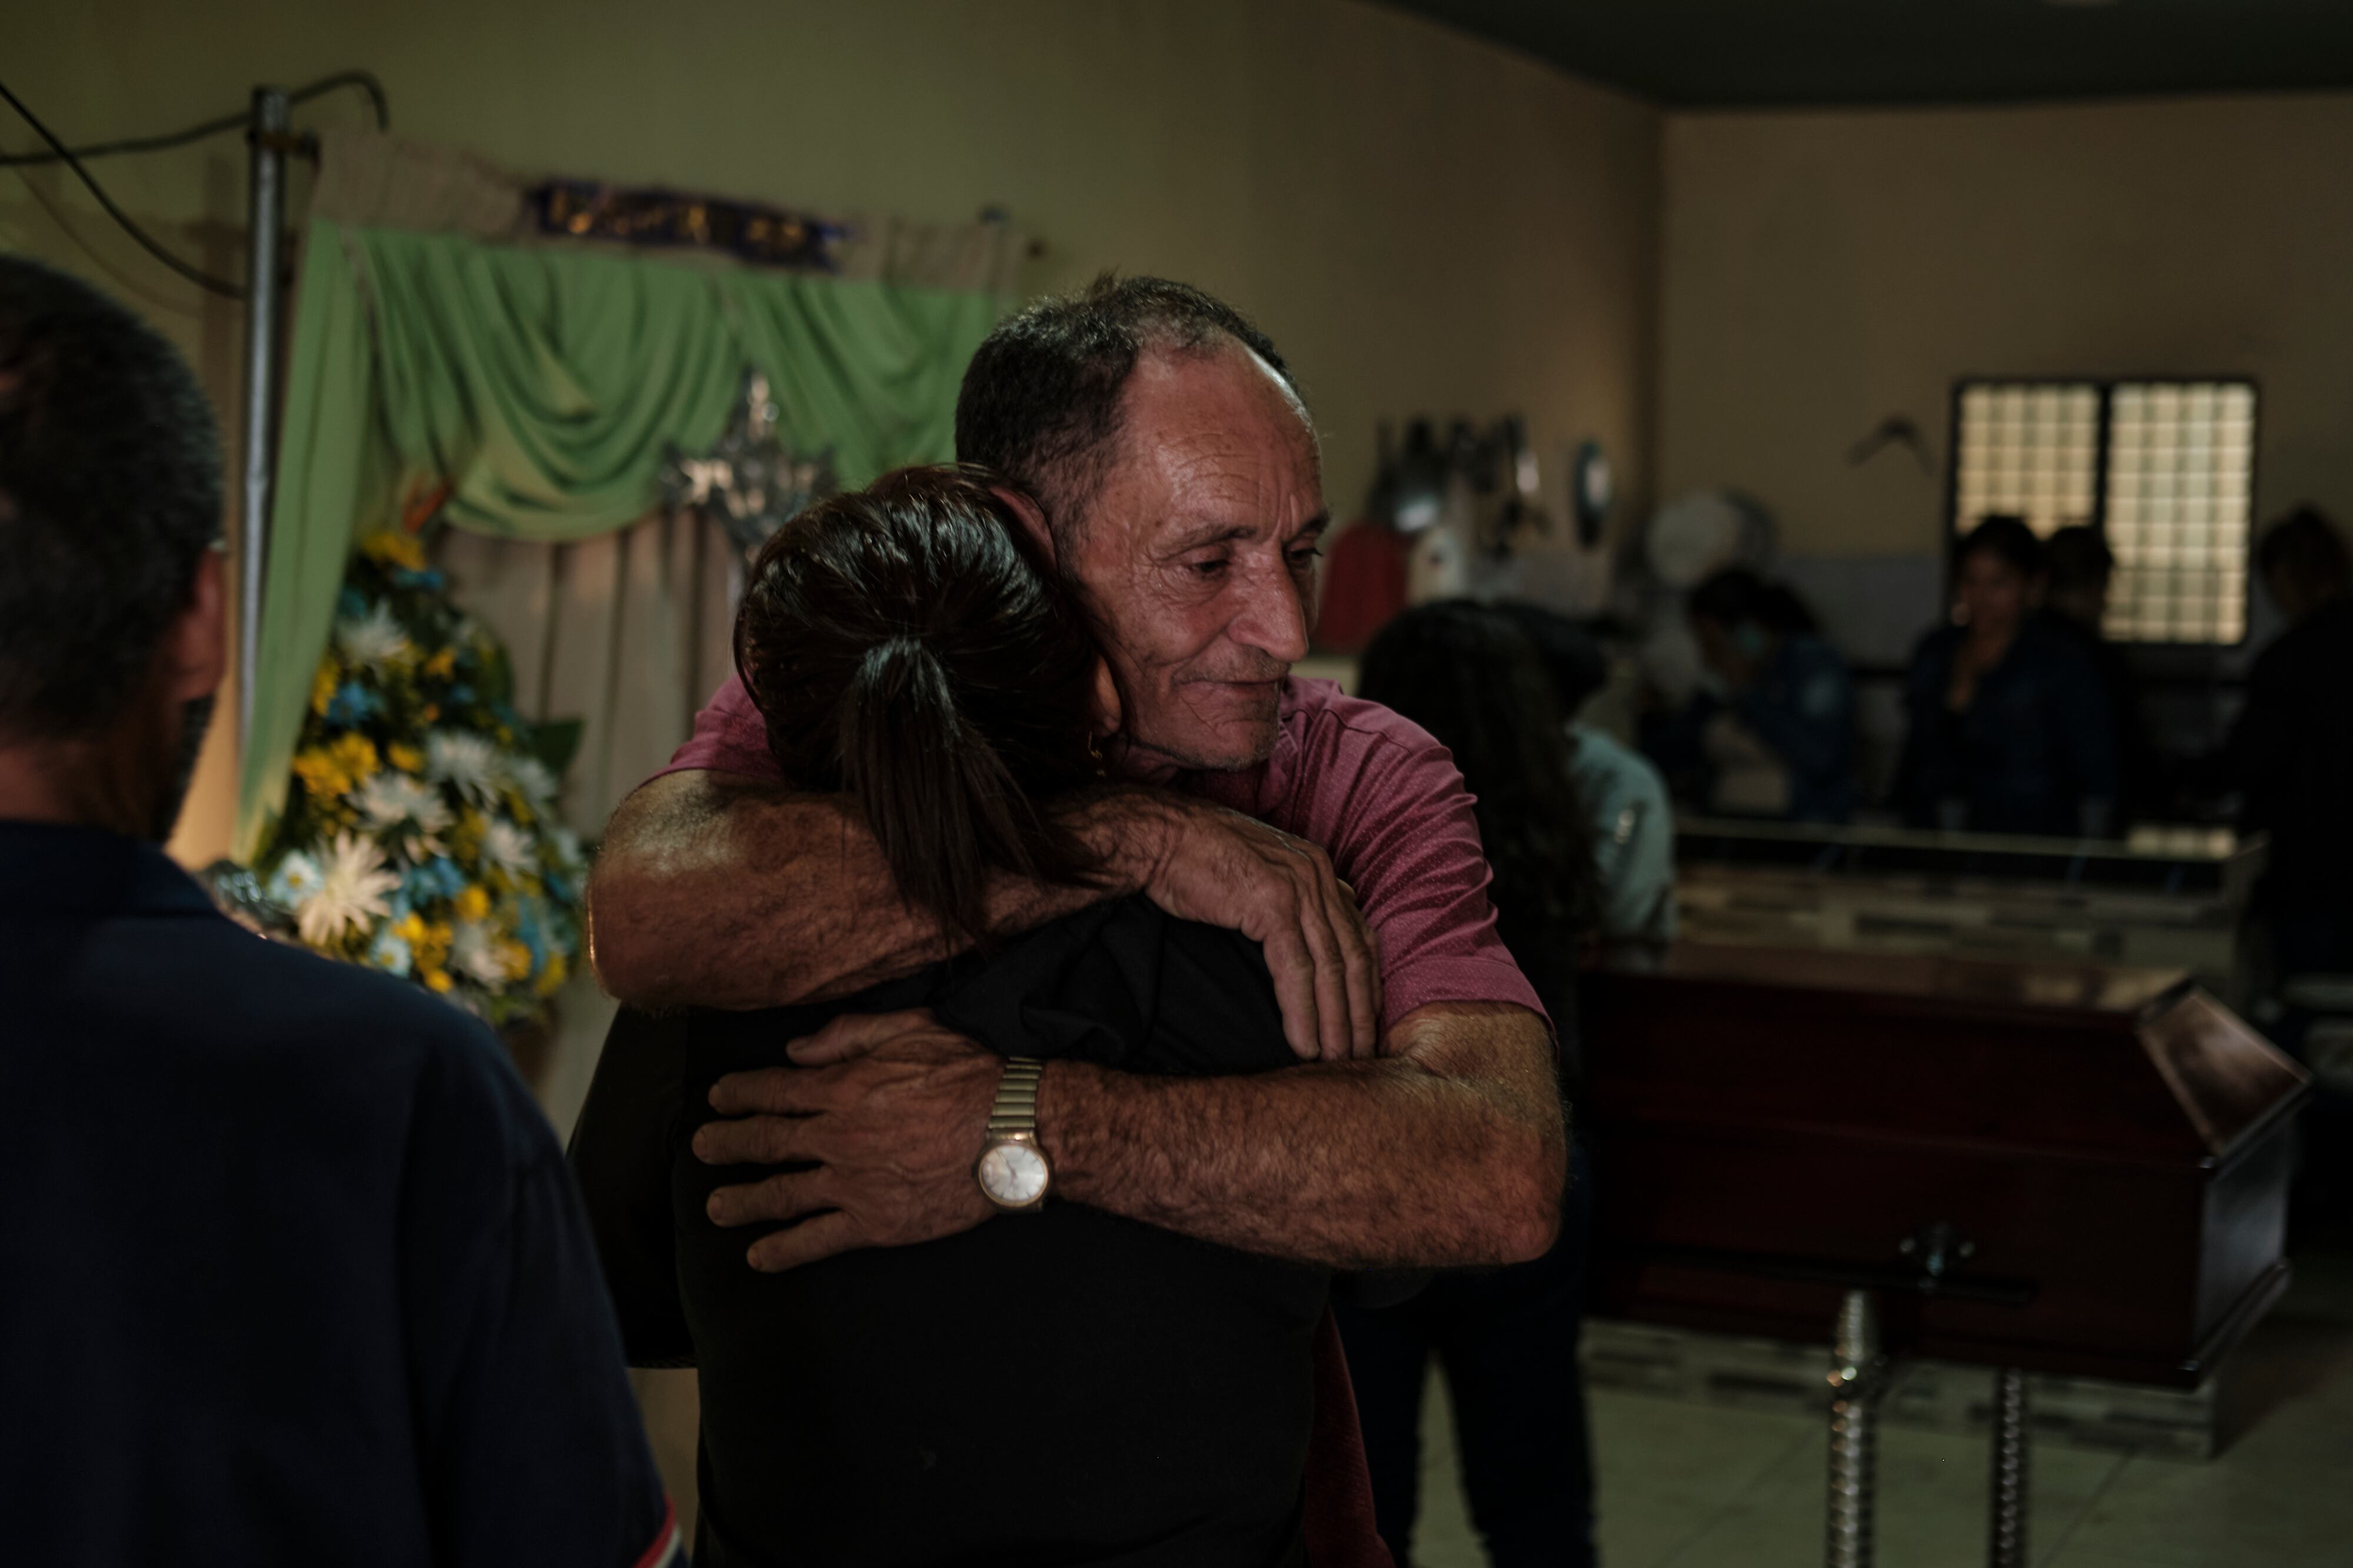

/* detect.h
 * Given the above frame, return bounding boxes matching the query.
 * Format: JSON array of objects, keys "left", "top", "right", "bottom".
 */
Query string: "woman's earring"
[{"left": 1087, "top": 733, "right": 1105, "bottom": 772}]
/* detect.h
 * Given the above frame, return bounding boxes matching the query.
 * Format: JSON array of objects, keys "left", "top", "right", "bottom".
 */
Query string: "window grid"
[{"left": 1951, "top": 378, "right": 2257, "bottom": 646}]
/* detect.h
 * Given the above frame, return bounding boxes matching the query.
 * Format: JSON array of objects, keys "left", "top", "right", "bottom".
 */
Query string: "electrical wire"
[
  {"left": 0, "top": 71, "right": 388, "bottom": 167},
  {"left": 0, "top": 75, "right": 245, "bottom": 298},
  {"left": 0, "top": 72, "right": 388, "bottom": 302}
]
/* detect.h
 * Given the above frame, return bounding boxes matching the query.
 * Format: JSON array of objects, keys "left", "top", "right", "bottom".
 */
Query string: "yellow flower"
[
  {"left": 359, "top": 530, "right": 428, "bottom": 571},
  {"left": 328, "top": 732, "right": 379, "bottom": 786},
  {"left": 422, "top": 703, "right": 439, "bottom": 723},
  {"left": 498, "top": 939, "right": 534, "bottom": 982},
  {"left": 423, "top": 647, "right": 457, "bottom": 680},
  {"left": 533, "top": 950, "right": 569, "bottom": 997},
  {"left": 292, "top": 747, "right": 353, "bottom": 803},
  {"left": 416, "top": 920, "right": 454, "bottom": 969},
  {"left": 447, "top": 808, "right": 485, "bottom": 866},
  {"left": 387, "top": 743, "right": 425, "bottom": 774},
  {"left": 421, "top": 968, "right": 453, "bottom": 994},
  {"left": 454, "top": 885, "right": 491, "bottom": 923},
  {"left": 394, "top": 912, "right": 429, "bottom": 947},
  {"left": 309, "top": 662, "right": 339, "bottom": 717}
]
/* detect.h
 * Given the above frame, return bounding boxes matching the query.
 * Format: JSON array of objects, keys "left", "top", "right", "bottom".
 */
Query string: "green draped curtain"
[{"left": 236, "top": 218, "right": 1002, "bottom": 858}]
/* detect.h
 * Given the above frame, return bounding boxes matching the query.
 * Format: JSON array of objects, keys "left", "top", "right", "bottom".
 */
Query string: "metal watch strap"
[{"left": 987, "top": 1057, "right": 1044, "bottom": 1140}]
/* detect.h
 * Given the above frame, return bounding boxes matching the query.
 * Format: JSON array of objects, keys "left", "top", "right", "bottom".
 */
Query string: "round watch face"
[{"left": 978, "top": 1140, "right": 1049, "bottom": 1206}]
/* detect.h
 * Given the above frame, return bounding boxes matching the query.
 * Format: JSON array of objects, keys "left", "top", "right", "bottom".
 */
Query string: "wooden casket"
[{"left": 1581, "top": 942, "right": 2308, "bottom": 1387}]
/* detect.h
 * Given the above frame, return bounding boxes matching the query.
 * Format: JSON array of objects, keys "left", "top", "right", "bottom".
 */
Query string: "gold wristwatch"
[{"left": 974, "top": 1057, "right": 1051, "bottom": 1213}]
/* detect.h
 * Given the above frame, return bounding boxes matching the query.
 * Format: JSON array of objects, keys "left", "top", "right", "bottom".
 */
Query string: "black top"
[
  {"left": 2041, "top": 611, "right": 2164, "bottom": 826},
  {"left": 1898, "top": 618, "right": 2118, "bottom": 835},
  {"left": 2217, "top": 598, "right": 2353, "bottom": 910},
  {"left": 568, "top": 895, "right": 1325, "bottom": 1568},
  {"left": 0, "top": 823, "right": 673, "bottom": 1568}
]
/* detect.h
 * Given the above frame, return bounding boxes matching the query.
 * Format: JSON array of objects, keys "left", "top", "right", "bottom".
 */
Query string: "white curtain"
[{"left": 436, "top": 510, "right": 741, "bottom": 1135}]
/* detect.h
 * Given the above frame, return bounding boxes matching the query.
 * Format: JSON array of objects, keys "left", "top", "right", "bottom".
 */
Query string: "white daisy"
[
  {"left": 480, "top": 816, "right": 536, "bottom": 880},
  {"left": 451, "top": 920, "right": 514, "bottom": 988},
  {"left": 352, "top": 772, "right": 454, "bottom": 835},
  {"left": 507, "top": 755, "right": 559, "bottom": 810},
  {"left": 333, "top": 601, "right": 411, "bottom": 670},
  {"left": 295, "top": 832, "right": 402, "bottom": 948},
  {"left": 426, "top": 730, "right": 504, "bottom": 806},
  {"left": 352, "top": 771, "right": 453, "bottom": 860}
]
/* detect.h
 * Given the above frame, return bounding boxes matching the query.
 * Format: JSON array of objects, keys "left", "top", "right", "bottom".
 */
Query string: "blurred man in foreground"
[{"left": 0, "top": 256, "right": 679, "bottom": 1566}]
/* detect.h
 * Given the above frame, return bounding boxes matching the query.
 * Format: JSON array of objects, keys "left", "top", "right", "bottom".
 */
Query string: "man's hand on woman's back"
[{"left": 1080, "top": 789, "right": 1381, "bottom": 1062}]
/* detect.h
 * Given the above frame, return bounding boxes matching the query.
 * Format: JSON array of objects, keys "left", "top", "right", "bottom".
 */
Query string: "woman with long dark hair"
[
  {"left": 1339, "top": 600, "right": 1602, "bottom": 1568},
  {"left": 568, "top": 467, "right": 1324, "bottom": 1567}
]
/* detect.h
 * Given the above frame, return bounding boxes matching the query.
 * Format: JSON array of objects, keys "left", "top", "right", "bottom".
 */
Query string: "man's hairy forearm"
[
  {"left": 589, "top": 772, "right": 1122, "bottom": 1010},
  {"left": 1039, "top": 1003, "right": 1565, "bottom": 1270}
]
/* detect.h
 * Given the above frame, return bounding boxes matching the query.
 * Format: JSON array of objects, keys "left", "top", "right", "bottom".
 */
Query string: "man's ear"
[
  {"left": 989, "top": 485, "right": 1057, "bottom": 565},
  {"left": 166, "top": 546, "right": 229, "bottom": 703},
  {"left": 1089, "top": 656, "right": 1124, "bottom": 738}
]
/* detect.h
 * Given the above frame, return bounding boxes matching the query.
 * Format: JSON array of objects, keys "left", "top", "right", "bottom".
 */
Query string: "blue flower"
[
  {"left": 267, "top": 850, "right": 324, "bottom": 909},
  {"left": 514, "top": 897, "right": 550, "bottom": 972},
  {"left": 368, "top": 927, "right": 413, "bottom": 976},
  {"left": 402, "top": 856, "right": 467, "bottom": 905},
  {"left": 337, "top": 587, "right": 368, "bottom": 620},
  {"left": 448, "top": 683, "right": 475, "bottom": 705},
  {"left": 392, "top": 567, "right": 446, "bottom": 592},
  {"left": 325, "top": 682, "right": 383, "bottom": 727}
]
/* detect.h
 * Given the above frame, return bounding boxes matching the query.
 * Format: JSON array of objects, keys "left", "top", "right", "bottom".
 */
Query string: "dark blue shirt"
[
  {"left": 1728, "top": 634, "right": 1856, "bottom": 824},
  {"left": 1899, "top": 619, "right": 2119, "bottom": 836},
  {"left": 1645, "top": 634, "right": 1856, "bottom": 824},
  {"left": 0, "top": 822, "right": 679, "bottom": 1567}
]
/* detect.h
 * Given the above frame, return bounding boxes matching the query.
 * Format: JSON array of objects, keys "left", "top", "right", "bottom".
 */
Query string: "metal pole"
[
  {"left": 1827, "top": 1289, "right": 1883, "bottom": 1568},
  {"left": 236, "top": 85, "right": 289, "bottom": 757},
  {"left": 1988, "top": 1368, "right": 2030, "bottom": 1568}
]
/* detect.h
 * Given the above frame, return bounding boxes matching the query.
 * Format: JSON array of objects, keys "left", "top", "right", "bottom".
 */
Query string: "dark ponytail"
[{"left": 734, "top": 466, "right": 1104, "bottom": 946}]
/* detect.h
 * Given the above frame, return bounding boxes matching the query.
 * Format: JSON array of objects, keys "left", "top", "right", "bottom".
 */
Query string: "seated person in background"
[
  {"left": 1339, "top": 601, "right": 1603, "bottom": 1568},
  {"left": 0, "top": 260, "right": 678, "bottom": 1563},
  {"left": 1650, "top": 568, "right": 1855, "bottom": 823},
  {"left": 1898, "top": 514, "right": 2118, "bottom": 838},
  {"left": 2207, "top": 508, "right": 2353, "bottom": 978},
  {"left": 1502, "top": 600, "right": 1678, "bottom": 948},
  {"left": 571, "top": 469, "right": 1329, "bottom": 1567},
  {"left": 2042, "top": 525, "right": 2163, "bottom": 825}
]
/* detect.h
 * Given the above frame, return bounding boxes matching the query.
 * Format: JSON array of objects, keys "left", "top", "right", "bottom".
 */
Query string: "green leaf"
[{"left": 528, "top": 718, "right": 586, "bottom": 781}]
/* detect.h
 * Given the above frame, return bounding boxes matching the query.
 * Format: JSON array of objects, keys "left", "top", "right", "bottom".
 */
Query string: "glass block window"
[
  {"left": 1951, "top": 378, "right": 2258, "bottom": 645},
  {"left": 2105, "top": 383, "right": 2255, "bottom": 644},
  {"left": 1954, "top": 382, "right": 2101, "bottom": 541}
]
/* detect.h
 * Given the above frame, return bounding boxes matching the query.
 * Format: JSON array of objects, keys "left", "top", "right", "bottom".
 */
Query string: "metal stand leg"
[
  {"left": 1827, "top": 1289, "right": 1882, "bottom": 1568},
  {"left": 1988, "top": 1367, "right": 2029, "bottom": 1568}
]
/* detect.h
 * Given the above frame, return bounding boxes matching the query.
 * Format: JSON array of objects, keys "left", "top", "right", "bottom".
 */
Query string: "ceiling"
[{"left": 1378, "top": 0, "right": 2353, "bottom": 108}]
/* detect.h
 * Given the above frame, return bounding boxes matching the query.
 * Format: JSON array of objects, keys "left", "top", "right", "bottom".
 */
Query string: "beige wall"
[
  {"left": 2, "top": 0, "right": 1662, "bottom": 864},
  {"left": 1657, "top": 93, "right": 2353, "bottom": 559}
]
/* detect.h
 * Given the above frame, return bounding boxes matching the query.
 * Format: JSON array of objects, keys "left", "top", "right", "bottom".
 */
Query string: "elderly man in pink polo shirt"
[{"left": 590, "top": 275, "right": 1564, "bottom": 1566}]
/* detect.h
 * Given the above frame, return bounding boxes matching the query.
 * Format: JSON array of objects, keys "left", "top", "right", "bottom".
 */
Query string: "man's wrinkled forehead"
[{"left": 1102, "top": 342, "right": 1319, "bottom": 511}]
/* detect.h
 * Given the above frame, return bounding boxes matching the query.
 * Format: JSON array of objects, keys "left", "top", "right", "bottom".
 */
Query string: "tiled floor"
[{"left": 1407, "top": 1250, "right": 2353, "bottom": 1568}]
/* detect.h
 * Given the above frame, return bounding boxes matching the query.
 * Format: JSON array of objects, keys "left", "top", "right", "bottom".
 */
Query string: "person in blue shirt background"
[
  {"left": 1501, "top": 602, "right": 1678, "bottom": 948},
  {"left": 1651, "top": 568, "right": 1857, "bottom": 824},
  {"left": 1898, "top": 514, "right": 2118, "bottom": 838}
]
